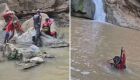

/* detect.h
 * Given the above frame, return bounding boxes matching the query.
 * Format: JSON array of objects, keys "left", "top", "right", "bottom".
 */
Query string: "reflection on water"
[{"left": 71, "top": 17, "right": 140, "bottom": 80}]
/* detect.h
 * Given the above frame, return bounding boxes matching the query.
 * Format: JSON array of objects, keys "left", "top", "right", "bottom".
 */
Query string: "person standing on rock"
[
  {"left": 3, "top": 10, "right": 14, "bottom": 31},
  {"left": 33, "top": 9, "right": 42, "bottom": 47},
  {"left": 3, "top": 10, "right": 15, "bottom": 43},
  {"left": 3, "top": 10, "right": 24, "bottom": 44}
]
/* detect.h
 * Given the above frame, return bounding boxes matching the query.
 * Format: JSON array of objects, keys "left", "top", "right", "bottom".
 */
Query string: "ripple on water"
[
  {"left": 80, "top": 71, "right": 90, "bottom": 75},
  {"left": 71, "top": 77, "right": 80, "bottom": 80},
  {"left": 97, "top": 62, "right": 138, "bottom": 78},
  {"left": 71, "top": 67, "right": 81, "bottom": 72}
]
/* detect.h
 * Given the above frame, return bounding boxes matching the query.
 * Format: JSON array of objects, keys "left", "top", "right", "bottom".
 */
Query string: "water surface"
[{"left": 71, "top": 17, "right": 140, "bottom": 80}]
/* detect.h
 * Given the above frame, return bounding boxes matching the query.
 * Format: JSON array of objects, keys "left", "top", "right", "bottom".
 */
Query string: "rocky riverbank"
[{"left": 0, "top": 1, "right": 69, "bottom": 80}]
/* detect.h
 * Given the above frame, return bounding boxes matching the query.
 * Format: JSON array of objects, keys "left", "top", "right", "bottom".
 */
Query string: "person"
[
  {"left": 3, "top": 12, "right": 15, "bottom": 43},
  {"left": 3, "top": 10, "right": 23, "bottom": 43},
  {"left": 3, "top": 10, "right": 14, "bottom": 31},
  {"left": 109, "top": 47, "right": 126, "bottom": 70},
  {"left": 42, "top": 18, "right": 57, "bottom": 38},
  {"left": 33, "top": 9, "right": 42, "bottom": 47}
]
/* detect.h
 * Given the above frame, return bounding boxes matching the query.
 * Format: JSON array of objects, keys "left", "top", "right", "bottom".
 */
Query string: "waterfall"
[{"left": 93, "top": 0, "right": 106, "bottom": 22}]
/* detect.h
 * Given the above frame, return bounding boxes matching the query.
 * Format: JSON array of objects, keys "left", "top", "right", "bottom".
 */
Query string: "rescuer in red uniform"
[
  {"left": 42, "top": 18, "right": 57, "bottom": 38},
  {"left": 3, "top": 10, "right": 23, "bottom": 43}
]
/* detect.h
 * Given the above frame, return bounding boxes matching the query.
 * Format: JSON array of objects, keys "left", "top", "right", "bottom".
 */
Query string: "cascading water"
[{"left": 92, "top": 0, "right": 106, "bottom": 22}]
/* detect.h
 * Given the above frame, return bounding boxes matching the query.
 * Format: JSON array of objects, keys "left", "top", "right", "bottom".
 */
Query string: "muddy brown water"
[
  {"left": 71, "top": 17, "right": 140, "bottom": 80},
  {"left": 0, "top": 27, "right": 69, "bottom": 80}
]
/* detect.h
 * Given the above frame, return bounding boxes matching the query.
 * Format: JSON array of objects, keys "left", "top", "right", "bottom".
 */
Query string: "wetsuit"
[{"left": 33, "top": 13, "right": 42, "bottom": 47}]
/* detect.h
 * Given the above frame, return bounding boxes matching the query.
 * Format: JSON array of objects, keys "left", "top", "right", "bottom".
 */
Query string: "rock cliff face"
[
  {"left": 0, "top": 0, "right": 69, "bottom": 15},
  {"left": 72, "top": 0, "right": 140, "bottom": 29},
  {"left": 71, "top": 0, "right": 95, "bottom": 19},
  {"left": 0, "top": 0, "right": 69, "bottom": 28},
  {"left": 105, "top": 0, "right": 140, "bottom": 30}
]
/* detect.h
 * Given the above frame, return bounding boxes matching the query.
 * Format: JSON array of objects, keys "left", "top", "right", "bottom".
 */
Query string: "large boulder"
[
  {"left": 16, "top": 13, "right": 68, "bottom": 47},
  {"left": 71, "top": 0, "right": 95, "bottom": 19},
  {"left": 0, "top": 0, "right": 69, "bottom": 15},
  {"left": 0, "top": 3, "right": 10, "bottom": 28},
  {"left": 105, "top": 0, "right": 140, "bottom": 30},
  {"left": 21, "top": 13, "right": 56, "bottom": 32}
]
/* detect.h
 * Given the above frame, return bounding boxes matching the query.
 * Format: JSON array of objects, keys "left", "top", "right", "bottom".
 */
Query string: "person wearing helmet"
[
  {"left": 33, "top": 9, "right": 42, "bottom": 47},
  {"left": 42, "top": 18, "right": 57, "bottom": 38}
]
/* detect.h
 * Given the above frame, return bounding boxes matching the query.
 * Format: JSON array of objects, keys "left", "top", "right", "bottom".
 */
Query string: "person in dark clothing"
[{"left": 33, "top": 9, "right": 42, "bottom": 47}]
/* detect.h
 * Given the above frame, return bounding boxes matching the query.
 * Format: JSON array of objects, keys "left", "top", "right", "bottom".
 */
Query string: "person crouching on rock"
[
  {"left": 3, "top": 11, "right": 15, "bottom": 43},
  {"left": 33, "top": 9, "right": 42, "bottom": 47},
  {"left": 42, "top": 18, "right": 57, "bottom": 38},
  {"left": 109, "top": 47, "right": 126, "bottom": 70}
]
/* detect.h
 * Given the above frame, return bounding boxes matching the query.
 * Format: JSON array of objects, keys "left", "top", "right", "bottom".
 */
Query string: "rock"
[
  {"left": 20, "top": 13, "right": 56, "bottom": 32},
  {"left": 54, "top": 1, "right": 69, "bottom": 12},
  {"left": 105, "top": 0, "right": 140, "bottom": 30},
  {"left": 16, "top": 13, "right": 68, "bottom": 47},
  {"left": 30, "top": 57, "right": 44, "bottom": 63},
  {"left": 54, "top": 13, "right": 69, "bottom": 27},
  {"left": 4, "top": 43, "right": 36, "bottom": 59},
  {"left": 0, "top": 0, "right": 68, "bottom": 16},
  {"left": 71, "top": 0, "right": 95, "bottom": 19},
  {"left": 29, "top": 45, "right": 40, "bottom": 53},
  {"left": 106, "top": 0, "right": 117, "bottom": 4}
]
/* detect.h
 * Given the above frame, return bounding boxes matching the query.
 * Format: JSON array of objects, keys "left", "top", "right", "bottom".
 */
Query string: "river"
[{"left": 71, "top": 17, "right": 140, "bottom": 80}]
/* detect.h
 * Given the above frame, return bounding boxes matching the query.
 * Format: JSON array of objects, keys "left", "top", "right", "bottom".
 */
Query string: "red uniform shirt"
[
  {"left": 116, "top": 52, "right": 126, "bottom": 69},
  {"left": 5, "top": 19, "right": 14, "bottom": 32}
]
